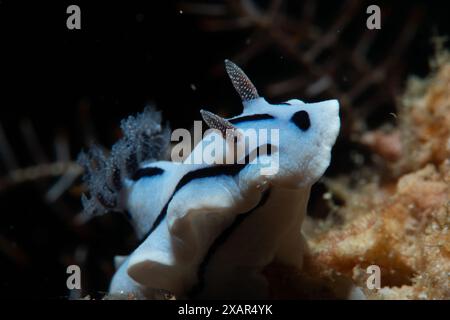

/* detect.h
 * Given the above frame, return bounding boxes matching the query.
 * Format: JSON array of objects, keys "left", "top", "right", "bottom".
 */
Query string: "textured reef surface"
[{"left": 267, "top": 49, "right": 450, "bottom": 300}]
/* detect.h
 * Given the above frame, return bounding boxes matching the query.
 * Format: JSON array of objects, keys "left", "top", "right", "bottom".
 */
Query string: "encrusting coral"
[
  {"left": 298, "top": 47, "right": 450, "bottom": 299},
  {"left": 305, "top": 163, "right": 449, "bottom": 299},
  {"left": 267, "top": 45, "right": 450, "bottom": 300},
  {"left": 395, "top": 47, "right": 450, "bottom": 174}
]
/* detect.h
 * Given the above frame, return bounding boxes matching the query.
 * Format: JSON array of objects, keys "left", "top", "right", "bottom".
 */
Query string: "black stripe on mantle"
[
  {"left": 137, "top": 144, "right": 273, "bottom": 245},
  {"left": 188, "top": 188, "right": 272, "bottom": 298},
  {"left": 228, "top": 113, "right": 274, "bottom": 124},
  {"left": 131, "top": 167, "right": 164, "bottom": 181}
]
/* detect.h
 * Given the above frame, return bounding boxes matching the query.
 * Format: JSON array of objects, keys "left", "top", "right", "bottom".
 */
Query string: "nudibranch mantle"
[{"left": 79, "top": 60, "right": 340, "bottom": 299}]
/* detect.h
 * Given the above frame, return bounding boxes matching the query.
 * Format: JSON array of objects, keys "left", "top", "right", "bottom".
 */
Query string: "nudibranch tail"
[{"left": 224, "top": 59, "right": 259, "bottom": 102}]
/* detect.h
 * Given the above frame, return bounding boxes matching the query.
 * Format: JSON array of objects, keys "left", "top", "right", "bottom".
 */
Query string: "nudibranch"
[{"left": 78, "top": 60, "right": 340, "bottom": 299}]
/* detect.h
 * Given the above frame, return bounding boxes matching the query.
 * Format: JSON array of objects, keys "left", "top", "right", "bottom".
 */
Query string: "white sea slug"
[{"left": 78, "top": 60, "right": 340, "bottom": 299}]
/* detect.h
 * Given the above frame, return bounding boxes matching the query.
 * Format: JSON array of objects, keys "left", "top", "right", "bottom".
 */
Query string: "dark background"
[{"left": 0, "top": 0, "right": 448, "bottom": 298}]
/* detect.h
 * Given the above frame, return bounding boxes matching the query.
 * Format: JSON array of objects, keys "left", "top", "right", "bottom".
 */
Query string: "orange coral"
[
  {"left": 307, "top": 164, "right": 449, "bottom": 299},
  {"left": 396, "top": 50, "right": 450, "bottom": 173},
  {"left": 278, "top": 49, "right": 450, "bottom": 300}
]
